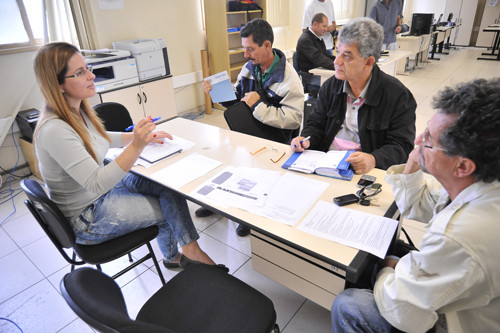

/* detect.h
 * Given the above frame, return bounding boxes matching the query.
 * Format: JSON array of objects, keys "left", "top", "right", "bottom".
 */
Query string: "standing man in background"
[
  {"left": 369, "top": 0, "right": 403, "bottom": 51},
  {"left": 302, "top": 0, "right": 337, "bottom": 56}
]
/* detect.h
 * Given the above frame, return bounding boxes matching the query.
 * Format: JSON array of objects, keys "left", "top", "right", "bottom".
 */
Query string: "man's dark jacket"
[
  {"left": 296, "top": 28, "right": 335, "bottom": 72},
  {"left": 301, "top": 65, "right": 416, "bottom": 170}
]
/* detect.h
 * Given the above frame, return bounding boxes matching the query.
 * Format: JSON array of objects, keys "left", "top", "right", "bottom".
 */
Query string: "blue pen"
[
  {"left": 293, "top": 136, "right": 311, "bottom": 148},
  {"left": 125, "top": 117, "right": 161, "bottom": 131}
]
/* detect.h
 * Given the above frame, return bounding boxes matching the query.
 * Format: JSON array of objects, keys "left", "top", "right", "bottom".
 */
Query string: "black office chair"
[
  {"left": 60, "top": 265, "right": 280, "bottom": 333},
  {"left": 292, "top": 52, "right": 319, "bottom": 98},
  {"left": 224, "top": 101, "right": 297, "bottom": 144},
  {"left": 94, "top": 102, "right": 133, "bottom": 132},
  {"left": 20, "top": 179, "right": 166, "bottom": 284}
]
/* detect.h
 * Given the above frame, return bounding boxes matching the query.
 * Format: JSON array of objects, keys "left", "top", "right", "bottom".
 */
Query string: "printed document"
[
  {"left": 298, "top": 200, "right": 398, "bottom": 258},
  {"left": 191, "top": 167, "right": 329, "bottom": 225},
  {"left": 205, "top": 71, "right": 237, "bottom": 103},
  {"left": 260, "top": 172, "right": 329, "bottom": 225},
  {"left": 149, "top": 152, "right": 223, "bottom": 189},
  {"left": 191, "top": 166, "right": 280, "bottom": 210}
]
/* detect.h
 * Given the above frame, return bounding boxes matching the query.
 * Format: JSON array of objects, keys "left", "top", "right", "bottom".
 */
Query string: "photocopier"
[
  {"left": 83, "top": 49, "right": 139, "bottom": 93},
  {"left": 112, "top": 38, "right": 171, "bottom": 81}
]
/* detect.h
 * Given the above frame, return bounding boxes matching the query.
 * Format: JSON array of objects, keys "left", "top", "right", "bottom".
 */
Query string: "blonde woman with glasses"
[{"left": 33, "top": 42, "right": 223, "bottom": 270}]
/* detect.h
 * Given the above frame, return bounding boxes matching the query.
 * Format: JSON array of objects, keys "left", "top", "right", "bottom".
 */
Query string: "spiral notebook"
[{"left": 139, "top": 136, "right": 195, "bottom": 163}]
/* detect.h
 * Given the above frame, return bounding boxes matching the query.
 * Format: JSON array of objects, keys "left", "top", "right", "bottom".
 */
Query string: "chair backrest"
[
  {"left": 292, "top": 52, "right": 317, "bottom": 97},
  {"left": 94, "top": 102, "right": 133, "bottom": 132},
  {"left": 20, "top": 179, "right": 76, "bottom": 251},
  {"left": 60, "top": 267, "right": 173, "bottom": 333},
  {"left": 292, "top": 51, "right": 300, "bottom": 73},
  {"left": 137, "top": 264, "right": 278, "bottom": 333},
  {"left": 62, "top": 266, "right": 277, "bottom": 333},
  {"left": 224, "top": 101, "right": 295, "bottom": 144}
]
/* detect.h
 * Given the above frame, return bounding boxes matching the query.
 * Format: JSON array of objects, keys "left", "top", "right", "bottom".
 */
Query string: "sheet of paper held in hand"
[
  {"left": 205, "top": 71, "right": 237, "bottom": 103},
  {"left": 297, "top": 200, "right": 399, "bottom": 258},
  {"left": 191, "top": 167, "right": 329, "bottom": 226},
  {"left": 149, "top": 152, "right": 223, "bottom": 189}
]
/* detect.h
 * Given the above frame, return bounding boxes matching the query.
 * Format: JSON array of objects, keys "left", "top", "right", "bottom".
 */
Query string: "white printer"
[
  {"left": 83, "top": 49, "right": 139, "bottom": 93},
  {"left": 112, "top": 38, "right": 171, "bottom": 81}
]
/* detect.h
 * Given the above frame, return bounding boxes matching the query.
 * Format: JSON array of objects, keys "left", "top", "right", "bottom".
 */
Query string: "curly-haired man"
[{"left": 331, "top": 78, "right": 500, "bottom": 333}]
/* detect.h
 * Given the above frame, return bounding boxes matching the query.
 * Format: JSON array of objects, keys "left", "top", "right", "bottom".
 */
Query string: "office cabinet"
[
  {"left": 90, "top": 77, "right": 177, "bottom": 123},
  {"left": 204, "top": 0, "right": 267, "bottom": 82}
]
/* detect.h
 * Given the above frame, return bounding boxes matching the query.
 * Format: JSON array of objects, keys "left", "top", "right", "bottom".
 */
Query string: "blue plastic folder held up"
[
  {"left": 282, "top": 150, "right": 355, "bottom": 181},
  {"left": 205, "top": 71, "right": 237, "bottom": 103}
]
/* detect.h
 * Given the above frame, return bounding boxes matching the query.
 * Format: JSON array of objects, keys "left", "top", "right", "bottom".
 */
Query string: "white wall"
[
  {"left": 411, "top": 0, "right": 447, "bottom": 16},
  {"left": 0, "top": 51, "right": 44, "bottom": 175},
  {"left": 0, "top": 0, "right": 208, "bottom": 174}
]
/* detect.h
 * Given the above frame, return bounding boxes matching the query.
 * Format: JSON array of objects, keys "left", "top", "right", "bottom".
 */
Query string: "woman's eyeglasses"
[{"left": 65, "top": 65, "right": 94, "bottom": 79}]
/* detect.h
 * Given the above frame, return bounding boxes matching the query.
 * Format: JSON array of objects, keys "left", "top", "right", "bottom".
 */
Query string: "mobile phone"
[
  {"left": 333, "top": 194, "right": 359, "bottom": 206},
  {"left": 357, "top": 175, "right": 376, "bottom": 188}
]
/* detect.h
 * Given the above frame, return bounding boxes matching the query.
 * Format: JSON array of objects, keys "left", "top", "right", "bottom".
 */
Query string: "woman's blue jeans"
[{"left": 70, "top": 173, "right": 199, "bottom": 262}]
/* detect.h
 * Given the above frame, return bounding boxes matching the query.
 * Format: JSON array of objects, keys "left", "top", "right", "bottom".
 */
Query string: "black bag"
[
  {"left": 228, "top": 1, "right": 242, "bottom": 11},
  {"left": 228, "top": 0, "right": 263, "bottom": 19}
]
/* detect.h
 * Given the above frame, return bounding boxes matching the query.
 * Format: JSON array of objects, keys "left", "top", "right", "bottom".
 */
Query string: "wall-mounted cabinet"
[
  {"left": 89, "top": 76, "right": 176, "bottom": 123},
  {"left": 204, "top": 0, "right": 267, "bottom": 82}
]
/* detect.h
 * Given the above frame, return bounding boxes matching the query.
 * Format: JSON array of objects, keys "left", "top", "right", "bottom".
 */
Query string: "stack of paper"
[{"left": 298, "top": 200, "right": 398, "bottom": 258}]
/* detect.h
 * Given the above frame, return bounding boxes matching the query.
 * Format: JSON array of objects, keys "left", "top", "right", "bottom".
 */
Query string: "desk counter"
[{"left": 134, "top": 117, "right": 399, "bottom": 309}]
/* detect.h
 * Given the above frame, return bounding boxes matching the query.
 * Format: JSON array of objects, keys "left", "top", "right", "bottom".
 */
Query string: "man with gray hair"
[{"left": 291, "top": 17, "right": 416, "bottom": 174}]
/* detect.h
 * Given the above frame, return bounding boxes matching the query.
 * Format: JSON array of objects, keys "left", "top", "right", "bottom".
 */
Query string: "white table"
[
  {"left": 396, "top": 33, "right": 432, "bottom": 73},
  {"left": 133, "top": 117, "right": 400, "bottom": 309}
]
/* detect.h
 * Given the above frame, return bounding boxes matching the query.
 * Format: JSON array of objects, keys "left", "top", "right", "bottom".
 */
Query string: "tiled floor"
[{"left": 1, "top": 47, "right": 499, "bottom": 333}]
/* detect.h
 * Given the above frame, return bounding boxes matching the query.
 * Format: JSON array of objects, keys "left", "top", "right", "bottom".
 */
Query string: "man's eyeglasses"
[
  {"left": 422, "top": 126, "right": 447, "bottom": 152},
  {"left": 65, "top": 65, "right": 94, "bottom": 79}
]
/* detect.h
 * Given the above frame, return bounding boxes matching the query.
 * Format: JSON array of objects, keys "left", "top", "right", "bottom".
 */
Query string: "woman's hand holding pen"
[
  {"left": 290, "top": 136, "right": 311, "bottom": 152},
  {"left": 131, "top": 116, "right": 172, "bottom": 150},
  {"left": 117, "top": 116, "right": 173, "bottom": 172}
]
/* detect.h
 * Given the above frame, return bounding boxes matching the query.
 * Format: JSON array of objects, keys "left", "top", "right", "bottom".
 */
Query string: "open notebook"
[
  {"left": 139, "top": 136, "right": 195, "bottom": 163},
  {"left": 282, "top": 150, "right": 355, "bottom": 181}
]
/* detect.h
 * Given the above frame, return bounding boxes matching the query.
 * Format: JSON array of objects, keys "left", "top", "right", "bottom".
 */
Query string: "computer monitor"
[{"left": 409, "top": 13, "right": 434, "bottom": 36}]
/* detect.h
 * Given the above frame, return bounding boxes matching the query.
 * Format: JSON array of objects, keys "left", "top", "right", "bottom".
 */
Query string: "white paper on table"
[
  {"left": 149, "top": 152, "right": 223, "bottom": 189},
  {"left": 260, "top": 172, "right": 329, "bottom": 226},
  {"left": 190, "top": 166, "right": 281, "bottom": 210},
  {"left": 297, "top": 200, "right": 398, "bottom": 259}
]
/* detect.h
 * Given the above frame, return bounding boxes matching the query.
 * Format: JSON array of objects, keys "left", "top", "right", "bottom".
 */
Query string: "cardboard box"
[{"left": 19, "top": 138, "right": 42, "bottom": 179}]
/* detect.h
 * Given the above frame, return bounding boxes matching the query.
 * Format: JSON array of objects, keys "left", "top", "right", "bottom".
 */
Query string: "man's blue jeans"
[
  {"left": 70, "top": 173, "right": 199, "bottom": 262},
  {"left": 331, "top": 288, "right": 395, "bottom": 333}
]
